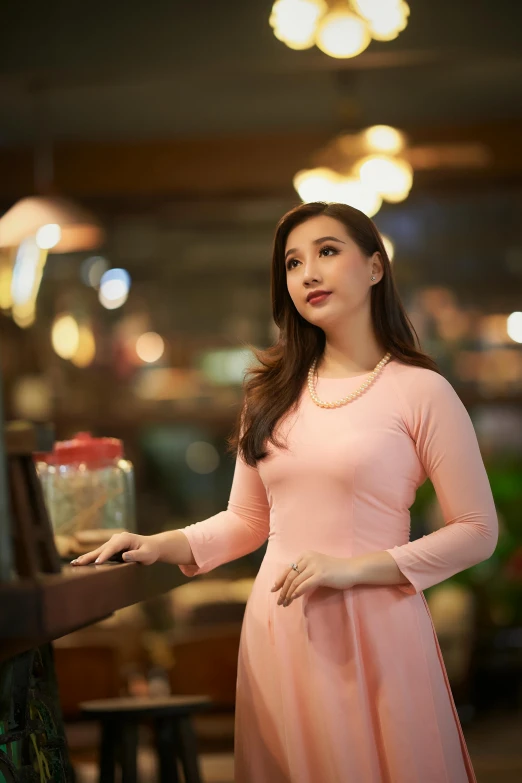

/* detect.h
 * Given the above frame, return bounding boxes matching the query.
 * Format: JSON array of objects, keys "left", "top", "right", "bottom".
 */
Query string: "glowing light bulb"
[
  {"left": 270, "top": 0, "right": 327, "bottom": 49},
  {"left": 363, "top": 125, "right": 406, "bottom": 154},
  {"left": 315, "top": 9, "right": 371, "bottom": 59},
  {"left": 367, "top": 2, "right": 409, "bottom": 41},
  {"left": 357, "top": 155, "right": 413, "bottom": 202},
  {"left": 293, "top": 167, "right": 342, "bottom": 202},
  {"left": 334, "top": 177, "right": 382, "bottom": 217},
  {"left": 36, "top": 223, "right": 62, "bottom": 250}
]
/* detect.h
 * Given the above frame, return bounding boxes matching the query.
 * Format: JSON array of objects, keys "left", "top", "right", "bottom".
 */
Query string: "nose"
[{"left": 301, "top": 254, "right": 322, "bottom": 283}]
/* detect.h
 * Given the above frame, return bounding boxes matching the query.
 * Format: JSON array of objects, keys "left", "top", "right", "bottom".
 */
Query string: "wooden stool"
[{"left": 80, "top": 694, "right": 212, "bottom": 783}]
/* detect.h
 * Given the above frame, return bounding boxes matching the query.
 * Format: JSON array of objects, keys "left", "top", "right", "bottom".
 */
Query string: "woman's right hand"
[{"left": 70, "top": 531, "right": 161, "bottom": 567}]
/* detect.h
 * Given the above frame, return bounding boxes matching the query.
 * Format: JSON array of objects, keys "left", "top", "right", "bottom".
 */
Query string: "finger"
[
  {"left": 278, "top": 569, "right": 302, "bottom": 605},
  {"left": 271, "top": 570, "right": 290, "bottom": 592},
  {"left": 286, "top": 575, "right": 317, "bottom": 604},
  {"left": 120, "top": 544, "right": 150, "bottom": 564},
  {"left": 281, "top": 567, "right": 312, "bottom": 605},
  {"left": 96, "top": 533, "right": 139, "bottom": 564},
  {"left": 72, "top": 533, "right": 134, "bottom": 566},
  {"left": 271, "top": 557, "right": 306, "bottom": 591},
  {"left": 70, "top": 544, "right": 105, "bottom": 566},
  {"left": 286, "top": 569, "right": 314, "bottom": 603}
]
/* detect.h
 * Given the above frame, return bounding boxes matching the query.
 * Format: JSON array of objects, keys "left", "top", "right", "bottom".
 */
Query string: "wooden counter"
[{"left": 0, "top": 561, "right": 186, "bottom": 662}]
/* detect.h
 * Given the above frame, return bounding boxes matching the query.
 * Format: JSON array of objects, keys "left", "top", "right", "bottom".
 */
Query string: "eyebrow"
[{"left": 284, "top": 236, "right": 346, "bottom": 262}]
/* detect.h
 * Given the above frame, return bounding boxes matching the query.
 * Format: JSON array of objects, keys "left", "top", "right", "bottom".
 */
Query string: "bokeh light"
[
  {"left": 81, "top": 255, "right": 109, "bottom": 288},
  {"left": 52, "top": 314, "right": 80, "bottom": 359},
  {"left": 507, "top": 312, "right": 522, "bottom": 344},
  {"left": 269, "top": 0, "right": 326, "bottom": 50},
  {"left": 71, "top": 325, "right": 96, "bottom": 367},
  {"left": 363, "top": 125, "right": 406, "bottom": 154},
  {"left": 35, "top": 223, "right": 62, "bottom": 250},
  {"left": 99, "top": 268, "right": 131, "bottom": 309},
  {"left": 136, "top": 332, "right": 165, "bottom": 363},
  {"left": 315, "top": 9, "right": 371, "bottom": 59},
  {"left": 185, "top": 441, "right": 220, "bottom": 474},
  {"left": 381, "top": 234, "right": 395, "bottom": 261},
  {"left": 293, "top": 168, "right": 342, "bottom": 203},
  {"left": 357, "top": 155, "right": 413, "bottom": 202},
  {"left": 335, "top": 177, "right": 382, "bottom": 217}
]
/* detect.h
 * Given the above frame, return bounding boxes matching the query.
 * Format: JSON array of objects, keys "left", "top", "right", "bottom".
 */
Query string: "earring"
[{"left": 371, "top": 276, "right": 376, "bottom": 281}]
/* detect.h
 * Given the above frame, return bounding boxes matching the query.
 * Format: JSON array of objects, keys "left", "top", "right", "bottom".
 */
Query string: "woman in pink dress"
[{"left": 74, "top": 202, "right": 498, "bottom": 783}]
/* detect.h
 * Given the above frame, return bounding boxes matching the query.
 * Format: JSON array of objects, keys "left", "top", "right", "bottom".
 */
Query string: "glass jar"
[{"left": 37, "top": 432, "right": 136, "bottom": 537}]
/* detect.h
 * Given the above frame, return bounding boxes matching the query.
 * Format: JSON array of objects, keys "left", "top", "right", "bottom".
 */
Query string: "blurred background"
[{"left": 1, "top": 1, "right": 522, "bottom": 781}]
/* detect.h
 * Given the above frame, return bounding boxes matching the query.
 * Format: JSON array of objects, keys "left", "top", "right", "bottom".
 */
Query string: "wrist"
[
  {"left": 151, "top": 529, "right": 196, "bottom": 567},
  {"left": 347, "top": 555, "right": 366, "bottom": 586}
]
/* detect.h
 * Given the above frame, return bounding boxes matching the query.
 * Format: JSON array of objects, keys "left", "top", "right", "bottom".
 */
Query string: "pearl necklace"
[{"left": 308, "top": 352, "right": 392, "bottom": 409}]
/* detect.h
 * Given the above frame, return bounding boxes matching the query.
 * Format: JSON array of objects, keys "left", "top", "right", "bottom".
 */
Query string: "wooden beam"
[{"left": 1, "top": 121, "right": 522, "bottom": 201}]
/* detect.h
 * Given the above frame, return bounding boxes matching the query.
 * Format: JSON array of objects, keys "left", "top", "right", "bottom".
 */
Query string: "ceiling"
[
  {"left": 2, "top": 0, "right": 522, "bottom": 319},
  {"left": 1, "top": 0, "right": 522, "bottom": 145}
]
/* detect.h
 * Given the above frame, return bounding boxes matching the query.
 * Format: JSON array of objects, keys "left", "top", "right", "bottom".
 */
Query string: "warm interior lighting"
[
  {"left": 136, "top": 332, "right": 165, "bottom": 363},
  {"left": 10, "top": 238, "right": 48, "bottom": 328},
  {"left": 293, "top": 167, "right": 382, "bottom": 217},
  {"left": 357, "top": 155, "right": 413, "bottom": 202},
  {"left": 270, "top": 0, "right": 409, "bottom": 58},
  {"left": 335, "top": 177, "right": 382, "bottom": 217},
  {"left": 315, "top": 9, "right": 371, "bottom": 59},
  {"left": 0, "top": 251, "right": 13, "bottom": 311},
  {"left": 293, "top": 167, "right": 343, "bottom": 203},
  {"left": 363, "top": 125, "right": 406, "bottom": 154},
  {"left": 0, "top": 196, "right": 104, "bottom": 254},
  {"left": 362, "top": 1, "right": 410, "bottom": 41},
  {"left": 269, "top": 0, "right": 326, "bottom": 50},
  {"left": 52, "top": 314, "right": 80, "bottom": 359},
  {"left": 71, "top": 325, "right": 96, "bottom": 367},
  {"left": 381, "top": 234, "right": 395, "bottom": 261},
  {"left": 507, "top": 312, "right": 522, "bottom": 344},
  {"left": 35, "top": 223, "right": 62, "bottom": 250}
]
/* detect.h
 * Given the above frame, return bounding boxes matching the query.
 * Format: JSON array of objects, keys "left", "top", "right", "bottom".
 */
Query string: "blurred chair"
[{"left": 80, "top": 694, "right": 211, "bottom": 783}]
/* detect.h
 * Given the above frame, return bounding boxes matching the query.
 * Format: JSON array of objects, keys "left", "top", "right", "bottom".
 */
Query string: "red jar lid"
[{"left": 52, "top": 432, "right": 123, "bottom": 466}]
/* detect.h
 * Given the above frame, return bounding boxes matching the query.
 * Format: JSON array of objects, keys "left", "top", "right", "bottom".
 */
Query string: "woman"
[{"left": 73, "top": 202, "right": 498, "bottom": 782}]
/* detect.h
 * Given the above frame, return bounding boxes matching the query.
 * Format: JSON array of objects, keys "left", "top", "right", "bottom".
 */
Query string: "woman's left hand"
[{"left": 271, "top": 551, "right": 359, "bottom": 606}]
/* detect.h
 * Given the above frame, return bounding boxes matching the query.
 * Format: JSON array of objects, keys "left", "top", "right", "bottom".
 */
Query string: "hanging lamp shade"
[{"left": 0, "top": 196, "right": 104, "bottom": 253}]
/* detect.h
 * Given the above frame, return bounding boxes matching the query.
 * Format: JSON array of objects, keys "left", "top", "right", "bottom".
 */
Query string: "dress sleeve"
[
  {"left": 177, "top": 426, "right": 270, "bottom": 577},
  {"left": 385, "top": 370, "right": 498, "bottom": 595}
]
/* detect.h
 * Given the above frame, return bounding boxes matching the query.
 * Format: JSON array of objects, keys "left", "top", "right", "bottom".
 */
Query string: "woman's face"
[{"left": 284, "top": 215, "right": 381, "bottom": 328}]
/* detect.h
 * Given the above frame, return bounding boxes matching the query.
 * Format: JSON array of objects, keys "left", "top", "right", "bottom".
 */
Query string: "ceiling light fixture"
[{"left": 270, "top": 0, "right": 410, "bottom": 59}]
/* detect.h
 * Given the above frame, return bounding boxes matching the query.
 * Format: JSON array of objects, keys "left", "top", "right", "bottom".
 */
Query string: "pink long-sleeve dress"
[{"left": 178, "top": 358, "right": 498, "bottom": 783}]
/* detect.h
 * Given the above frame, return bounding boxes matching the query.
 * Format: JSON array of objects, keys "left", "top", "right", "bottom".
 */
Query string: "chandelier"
[
  {"left": 269, "top": 0, "right": 410, "bottom": 58},
  {"left": 293, "top": 125, "right": 413, "bottom": 218}
]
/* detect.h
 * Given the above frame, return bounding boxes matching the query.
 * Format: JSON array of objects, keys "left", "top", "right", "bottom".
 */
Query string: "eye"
[
  {"left": 319, "top": 245, "right": 338, "bottom": 257},
  {"left": 286, "top": 245, "right": 338, "bottom": 270}
]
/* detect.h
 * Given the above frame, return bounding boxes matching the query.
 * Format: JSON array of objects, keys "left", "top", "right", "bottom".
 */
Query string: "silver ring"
[{"left": 291, "top": 562, "right": 300, "bottom": 574}]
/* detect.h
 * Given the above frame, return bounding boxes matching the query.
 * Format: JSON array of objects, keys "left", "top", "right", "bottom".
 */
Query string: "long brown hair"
[{"left": 227, "top": 201, "right": 440, "bottom": 467}]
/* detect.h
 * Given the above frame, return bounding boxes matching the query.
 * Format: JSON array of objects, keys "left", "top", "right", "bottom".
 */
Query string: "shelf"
[{"left": 0, "top": 561, "right": 186, "bottom": 661}]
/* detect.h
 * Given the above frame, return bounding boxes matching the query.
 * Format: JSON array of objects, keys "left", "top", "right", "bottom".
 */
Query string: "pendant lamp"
[{"left": 0, "top": 195, "right": 104, "bottom": 254}]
